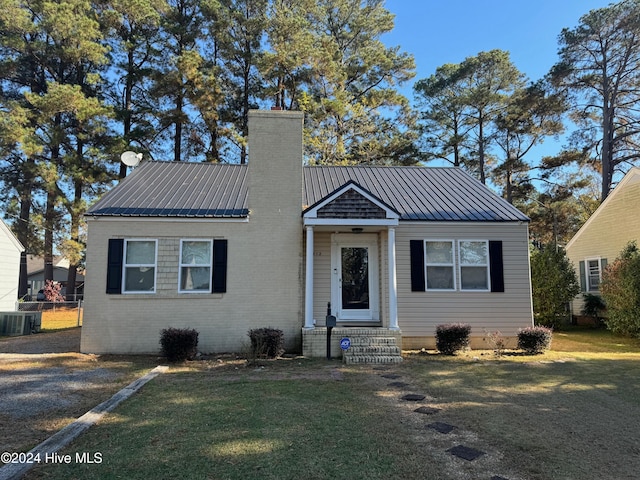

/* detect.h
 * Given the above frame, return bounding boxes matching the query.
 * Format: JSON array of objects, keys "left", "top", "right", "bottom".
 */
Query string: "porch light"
[{"left": 351, "top": 227, "right": 364, "bottom": 234}]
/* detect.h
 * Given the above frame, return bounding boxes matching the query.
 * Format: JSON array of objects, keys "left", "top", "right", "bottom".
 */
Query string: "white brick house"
[{"left": 81, "top": 110, "right": 533, "bottom": 356}]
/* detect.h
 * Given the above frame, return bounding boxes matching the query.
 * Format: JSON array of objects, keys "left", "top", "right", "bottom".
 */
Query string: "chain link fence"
[{"left": 16, "top": 300, "right": 84, "bottom": 327}]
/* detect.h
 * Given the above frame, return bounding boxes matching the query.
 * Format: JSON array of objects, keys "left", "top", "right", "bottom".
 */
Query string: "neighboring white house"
[
  {"left": 0, "top": 219, "right": 24, "bottom": 310},
  {"left": 566, "top": 167, "right": 640, "bottom": 318},
  {"left": 81, "top": 109, "right": 534, "bottom": 357}
]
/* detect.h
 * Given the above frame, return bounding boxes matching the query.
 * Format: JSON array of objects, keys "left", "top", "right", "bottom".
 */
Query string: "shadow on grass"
[
  {"left": 393, "top": 354, "right": 640, "bottom": 480},
  {"left": 29, "top": 368, "right": 441, "bottom": 480}
]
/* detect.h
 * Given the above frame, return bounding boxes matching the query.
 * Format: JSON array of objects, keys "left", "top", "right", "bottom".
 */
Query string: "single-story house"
[
  {"left": 81, "top": 109, "right": 533, "bottom": 357},
  {"left": 566, "top": 167, "right": 640, "bottom": 319},
  {"left": 0, "top": 219, "right": 24, "bottom": 310},
  {"left": 26, "top": 255, "right": 85, "bottom": 300}
]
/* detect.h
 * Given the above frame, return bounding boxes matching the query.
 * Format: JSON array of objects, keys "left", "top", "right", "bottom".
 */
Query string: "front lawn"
[
  {"left": 23, "top": 329, "right": 640, "bottom": 480},
  {"left": 41, "top": 307, "right": 83, "bottom": 331}
]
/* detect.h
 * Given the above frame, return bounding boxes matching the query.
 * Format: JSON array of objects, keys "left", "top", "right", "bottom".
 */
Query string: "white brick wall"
[{"left": 82, "top": 111, "right": 305, "bottom": 354}]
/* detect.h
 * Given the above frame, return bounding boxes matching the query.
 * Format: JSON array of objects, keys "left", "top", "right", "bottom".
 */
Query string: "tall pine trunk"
[{"left": 16, "top": 162, "right": 35, "bottom": 299}]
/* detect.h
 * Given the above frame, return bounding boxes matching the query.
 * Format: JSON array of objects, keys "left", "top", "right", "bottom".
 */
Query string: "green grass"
[
  {"left": 552, "top": 326, "right": 640, "bottom": 353},
  {"left": 29, "top": 362, "right": 441, "bottom": 480},
  {"left": 26, "top": 329, "right": 640, "bottom": 480}
]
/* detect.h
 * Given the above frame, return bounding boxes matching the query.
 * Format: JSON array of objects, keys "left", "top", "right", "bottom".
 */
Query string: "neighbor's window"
[
  {"left": 425, "top": 240, "right": 455, "bottom": 290},
  {"left": 123, "top": 239, "right": 157, "bottom": 293},
  {"left": 459, "top": 240, "right": 489, "bottom": 291},
  {"left": 179, "top": 240, "right": 213, "bottom": 293},
  {"left": 586, "top": 258, "right": 601, "bottom": 291}
]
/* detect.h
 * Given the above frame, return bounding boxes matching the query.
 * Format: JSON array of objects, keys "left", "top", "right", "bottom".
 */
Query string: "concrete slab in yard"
[
  {"left": 414, "top": 406, "right": 441, "bottom": 415},
  {"left": 427, "top": 422, "right": 456, "bottom": 434},
  {"left": 401, "top": 393, "right": 426, "bottom": 401},
  {"left": 446, "top": 444, "right": 486, "bottom": 461}
]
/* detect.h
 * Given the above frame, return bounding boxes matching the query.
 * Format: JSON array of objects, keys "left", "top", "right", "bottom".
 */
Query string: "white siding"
[
  {"left": 310, "top": 230, "right": 390, "bottom": 326},
  {"left": 396, "top": 222, "right": 533, "bottom": 347},
  {"left": 0, "top": 220, "right": 23, "bottom": 310},
  {"left": 311, "top": 232, "right": 332, "bottom": 323}
]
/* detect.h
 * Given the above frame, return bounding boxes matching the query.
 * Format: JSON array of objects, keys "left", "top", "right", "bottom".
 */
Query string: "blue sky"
[
  {"left": 384, "top": 0, "right": 614, "bottom": 88},
  {"left": 382, "top": 0, "right": 615, "bottom": 163}
]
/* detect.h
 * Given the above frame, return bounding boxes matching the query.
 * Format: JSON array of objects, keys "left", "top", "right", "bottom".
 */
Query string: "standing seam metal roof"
[
  {"left": 303, "top": 166, "right": 529, "bottom": 222},
  {"left": 87, "top": 161, "right": 249, "bottom": 217},
  {"left": 87, "top": 161, "right": 528, "bottom": 222}
]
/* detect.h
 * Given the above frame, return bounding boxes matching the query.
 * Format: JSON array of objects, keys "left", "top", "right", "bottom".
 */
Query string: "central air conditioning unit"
[{"left": 0, "top": 312, "right": 42, "bottom": 336}]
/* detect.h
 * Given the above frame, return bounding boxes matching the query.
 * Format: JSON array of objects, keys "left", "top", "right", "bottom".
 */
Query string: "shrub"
[
  {"left": 435, "top": 323, "right": 471, "bottom": 355},
  {"left": 160, "top": 327, "right": 199, "bottom": 362},
  {"left": 248, "top": 327, "right": 284, "bottom": 359},
  {"left": 581, "top": 293, "right": 606, "bottom": 327},
  {"left": 517, "top": 326, "right": 552, "bottom": 354},
  {"left": 600, "top": 241, "right": 640, "bottom": 337},
  {"left": 483, "top": 330, "right": 506, "bottom": 357},
  {"left": 530, "top": 246, "right": 580, "bottom": 328}
]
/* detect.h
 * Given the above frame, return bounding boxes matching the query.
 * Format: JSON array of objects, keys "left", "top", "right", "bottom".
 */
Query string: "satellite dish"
[{"left": 121, "top": 151, "right": 143, "bottom": 167}]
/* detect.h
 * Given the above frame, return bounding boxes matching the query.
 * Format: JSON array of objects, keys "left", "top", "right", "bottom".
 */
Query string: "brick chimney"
[
  {"left": 244, "top": 110, "right": 304, "bottom": 336},
  {"left": 247, "top": 109, "right": 304, "bottom": 222}
]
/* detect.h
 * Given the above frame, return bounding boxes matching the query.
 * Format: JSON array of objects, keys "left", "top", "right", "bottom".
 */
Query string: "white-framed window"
[
  {"left": 458, "top": 240, "right": 490, "bottom": 291},
  {"left": 424, "top": 240, "right": 455, "bottom": 290},
  {"left": 123, "top": 239, "right": 157, "bottom": 293},
  {"left": 586, "top": 258, "right": 602, "bottom": 291},
  {"left": 179, "top": 239, "right": 213, "bottom": 293}
]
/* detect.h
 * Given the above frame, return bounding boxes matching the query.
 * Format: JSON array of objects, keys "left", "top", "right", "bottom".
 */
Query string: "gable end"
[{"left": 317, "top": 189, "right": 387, "bottom": 219}]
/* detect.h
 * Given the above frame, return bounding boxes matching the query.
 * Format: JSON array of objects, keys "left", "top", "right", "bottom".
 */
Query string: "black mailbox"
[{"left": 326, "top": 302, "right": 336, "bottom": 360}]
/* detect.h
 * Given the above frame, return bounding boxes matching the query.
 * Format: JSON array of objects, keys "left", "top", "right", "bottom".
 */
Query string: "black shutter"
[
  {"left": 212, "top": 239, "right": 228, "bottom": 293},
  {"left": 106, "top": 239, "right": 124, "bottom": 294},
  {"left": 489, "top": 241, "right": 504, "bottom": 293},
  {"left": 579, "top": 261, "right": 586, "bottom": 292},
  {"left": 410, "top": 240, "right": 425, "bottom": 292}
]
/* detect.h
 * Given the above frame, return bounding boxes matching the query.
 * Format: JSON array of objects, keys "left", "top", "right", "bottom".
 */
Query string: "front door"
[{"left": 331, "top": 234, "right": 379, "bottom": 322}]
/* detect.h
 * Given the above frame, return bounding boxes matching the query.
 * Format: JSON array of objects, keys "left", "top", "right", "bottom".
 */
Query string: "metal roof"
[
  {"left": 87, "top": 161, "right": 249, "bottom": 218},
  {"left": 87, "top": 161, "right": 528, "bottom": 222},
  {"left": 303, "top": 166, "right": 529, "bottom": 222}
]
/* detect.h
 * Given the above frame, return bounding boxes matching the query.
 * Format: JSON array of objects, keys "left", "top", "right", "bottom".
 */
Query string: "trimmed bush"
[
  {"left": 517, "top": 326, "right": 552, "bottom": 354},
  {"left": 435, "top": 323, "right": 471, "bottom": 355},
  {"left": 248, "top": 327, "right": 284, "bottom": 359},
  {"left": 160, "top": 327, "right": 199, "bottom": 362}
]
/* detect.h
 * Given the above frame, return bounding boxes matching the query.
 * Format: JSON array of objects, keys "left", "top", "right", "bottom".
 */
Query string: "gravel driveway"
[
  {"left": 0, "top": 328, "right": 81, "bottom": 356},
  {"left": 0, "top": 328, "right": 124, "bottom": 451}
]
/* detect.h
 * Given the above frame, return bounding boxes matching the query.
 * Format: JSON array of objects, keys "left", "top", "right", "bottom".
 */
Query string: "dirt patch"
[
  {"left": 0, "top": 328, "right": 81, "bottom": 355},
  {"left": 0, "top": 329, "right": 157, "bottom": 454},
  {"left": 0, "top": 367, "right": 118, "bottom": 419}
]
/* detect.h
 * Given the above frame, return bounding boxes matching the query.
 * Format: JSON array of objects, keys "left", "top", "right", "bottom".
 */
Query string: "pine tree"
[{"left": 550, "top": 0, "right": 640, "bottom": 201}]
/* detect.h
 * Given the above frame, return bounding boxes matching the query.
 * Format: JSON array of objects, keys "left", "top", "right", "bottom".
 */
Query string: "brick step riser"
[
  {"left": 344, "top": 355, "right": 403, "bottom": 364},
  {"left": 340, "top": 335, "right": 403, "bottom": 364},
  {"left": 348, "top": 338, "right": 399, "bottom": 346},
  {"left": 345, "top": 346, "right": 401, "bottom": 354}
]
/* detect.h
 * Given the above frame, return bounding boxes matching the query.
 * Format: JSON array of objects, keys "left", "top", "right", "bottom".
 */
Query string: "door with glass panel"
[{"left": 331, "top": 234, "right": 379, "bottom": 321}]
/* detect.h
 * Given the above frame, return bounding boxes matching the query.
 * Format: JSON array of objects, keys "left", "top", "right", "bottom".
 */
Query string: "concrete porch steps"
[
  {"left": 302, "top": 327, "right": 403, "bottom": 362},
  {"left": 343, "top": 335, "right": 403, "bottom": 365}
]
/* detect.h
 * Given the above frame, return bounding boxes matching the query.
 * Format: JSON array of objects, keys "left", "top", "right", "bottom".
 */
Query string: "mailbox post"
[{"left": 326, "top": 302, "right": 337, "bottom": 360}]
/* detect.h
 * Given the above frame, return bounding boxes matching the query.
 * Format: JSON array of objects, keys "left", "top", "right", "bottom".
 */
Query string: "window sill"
[{"left": 108, "top": 293, "right": 224, "bottom": 300}]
